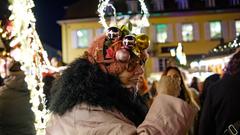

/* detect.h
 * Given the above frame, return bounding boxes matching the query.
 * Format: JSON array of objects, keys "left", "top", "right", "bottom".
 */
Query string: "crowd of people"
[{"left": 0, "top": 26, "right": 240, "bottom": 135}]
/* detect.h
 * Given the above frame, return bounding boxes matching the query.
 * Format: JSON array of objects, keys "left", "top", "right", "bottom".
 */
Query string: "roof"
[
  {"left": 63, "top": 0, "right": 240, "bottom": 20},
  {"left": 63, "top": 0, "right": 99, "bottom": 19},
  {"left": 0, "top": 0, "right": 10, "bottom": 20}
]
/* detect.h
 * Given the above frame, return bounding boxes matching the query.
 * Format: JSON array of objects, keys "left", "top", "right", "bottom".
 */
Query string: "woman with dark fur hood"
[{"left": 46, "top": 30, "right": 196, "bottom": 135}]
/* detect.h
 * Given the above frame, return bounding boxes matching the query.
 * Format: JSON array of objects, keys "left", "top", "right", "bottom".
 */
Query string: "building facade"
[{"left": 58, "top": 0, "right": 240, "bottom": 76}]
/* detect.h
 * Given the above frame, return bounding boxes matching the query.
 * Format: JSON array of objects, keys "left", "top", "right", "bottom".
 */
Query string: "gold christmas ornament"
[{"left": 136, "top": 34, "right": 149, "bottom": 50}]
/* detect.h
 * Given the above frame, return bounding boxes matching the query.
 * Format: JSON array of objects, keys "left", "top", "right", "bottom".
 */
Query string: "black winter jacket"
[
  {"left": 0, "top": 71, "right": 36, "bottom": 135},
  {"left": 199, "top": 72, "right": 240, "bottom": 135}
]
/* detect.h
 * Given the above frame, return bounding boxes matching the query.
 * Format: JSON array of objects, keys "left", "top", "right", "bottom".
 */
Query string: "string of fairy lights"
[
  {"left": 98, "top": 0, "right": 150, "bottom": 34},
  {"left": 98, "top": 0, "right": 117, "bottom": 30},
  {"left": 212, "top": 35, "right": 240, "bottom": 53},
  {"left": 0, "top": 0, "right": 51, "bottom": 134},
  {"left": 190, "top": 35, "right": 240, "bottom": 75}
]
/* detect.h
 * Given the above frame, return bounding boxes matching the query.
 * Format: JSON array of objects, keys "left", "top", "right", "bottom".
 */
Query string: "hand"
[{"left": 157, "top": 76, "right": 181, "bottom": 97}]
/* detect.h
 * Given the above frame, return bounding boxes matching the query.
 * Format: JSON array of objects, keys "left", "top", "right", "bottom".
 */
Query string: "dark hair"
[
  {"left": 202, "top": 74, "right": 220, "bottom": 93},
  {"left": 43, "top": 75, "right": 55, "bottom": 109},
  {"left": 162, "top": 66, "right": 191, "bottom": 103},
  {"left": 190, "top": 77, "right": 199, "bottom": 91},
  {"left": 200, "top": 73, "right": 221, "bottom": 107},
  {"left": 9, "top": 61, "right": 21, "bottom": 72},
  {"left": 224, "top": 50, "right": 240, "bottom": 76}
]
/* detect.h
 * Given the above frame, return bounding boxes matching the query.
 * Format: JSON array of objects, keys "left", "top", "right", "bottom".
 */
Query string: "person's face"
[
  {"left": 166, "top": 69, "right": 181, "bottom": 81},
  {"left": 118, "top": 62, "right": 144, "bottom": 89},
  {"left": 51, "top": 58, "right": 59, "bottom": 67},
  {"left": 166, "top": 68, "right": 181, "bottom": 96}
]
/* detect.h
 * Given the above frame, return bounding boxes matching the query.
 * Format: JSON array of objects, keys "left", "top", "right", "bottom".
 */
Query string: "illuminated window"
[
  {"left": 182, "top": 23, "right": 194, "bottom": 42},
  {"left": 209, "top": 21, "right": 222, "bottom": 39},
  {"left": 75, "top": 29, "right": 93, "bottom": 48},
  {"left": 235, "top": 20, "right": 240, "bottom": 36},
  {"left": 156, "top": 24, "right": 168, "bottom": 43}
]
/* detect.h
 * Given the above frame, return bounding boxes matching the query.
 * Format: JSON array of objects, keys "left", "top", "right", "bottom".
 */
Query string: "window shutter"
[
  {"left": 72, "top": 31, "right": 77, "bottom": 48},
  {"left": 176, "top": 23, "right": 182, "bottom": 42},
  {"left": 193, "top": 23, "right": 200, "bottom": 41},
  {"left": 204, "top": 22, "right": 210, "bottom": 40},
  {"left": 167, "top": 24, "right": 174, "bottom": 42},
  {"left": 153, "top": 57, "right": 159, "bottom": 72},
  {"left": 159, "top": 58, "right": 167, "bottom": 71},
  {"left": 229, "top": 20, "right": 237, "bottom": 39},
  {"left": 150, "top": 25, "right": 157, "bottom": 42},
  {"left": 221, "top": 21, "right": 229, "bottom": 41}
]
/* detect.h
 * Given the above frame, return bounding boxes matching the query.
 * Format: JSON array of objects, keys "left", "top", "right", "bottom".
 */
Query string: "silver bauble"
[{"left": 115, "top": 49, "right": 130, "bottom": 63}]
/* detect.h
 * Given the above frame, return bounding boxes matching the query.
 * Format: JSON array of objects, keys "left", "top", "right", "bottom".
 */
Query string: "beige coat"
[{"left": 46, "top": 94, "right": 196, "bottom": 135}]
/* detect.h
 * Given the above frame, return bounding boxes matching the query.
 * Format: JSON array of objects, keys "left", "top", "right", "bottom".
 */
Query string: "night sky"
[
  {"left": 0, "top": 0, "right": 97, "bottom": 51},
  {"left": 33, "top": 0, "right": 78, "bottom": 50}
]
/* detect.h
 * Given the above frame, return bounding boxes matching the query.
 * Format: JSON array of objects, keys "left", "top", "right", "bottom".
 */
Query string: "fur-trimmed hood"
[{"left": 49, "top": 57, "right": 148, "bottom": 126}]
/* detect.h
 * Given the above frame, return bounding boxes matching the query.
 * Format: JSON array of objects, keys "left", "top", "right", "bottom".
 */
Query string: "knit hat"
[{"left": 87, "top": 26, "right": 150, "bottom": 75}]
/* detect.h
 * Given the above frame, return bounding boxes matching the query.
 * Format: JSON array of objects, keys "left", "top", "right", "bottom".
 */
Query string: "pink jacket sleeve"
[
  {"left": 137, "top": 94, "right": 197, "bottom": 135},
  {"left": 46, "top": 94, "right": 196, "bottom": 135}
]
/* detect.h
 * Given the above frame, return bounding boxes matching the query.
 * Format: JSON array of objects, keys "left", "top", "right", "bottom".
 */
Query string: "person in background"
[
  {"left": 161, "top": 66, "right": 200, "bottom": 135},
  {"left": 200, "top": 73, "right": 221, "bottom": 109},
  {"left": 199, "top": 49, "right": 240, "bottom": 135},
  {"left": 162, "top": 66, "right": 200, "bottom": 110},
  {"left": 49, "top": 57, "right": 66, "bottom": 79},
  {"left": 196, "top": 73, "right": 221, "bottom": 134},
  {"left": 0, "top": 57, "right": 36, "bottom": 135},
  {"left": 46, "top": 27, "right": 196, "bottom": 134},
  {"left": 190, "top": 76, "right": 200, "bottom": 92},
  {"left": 50, "top": 57, "right": 61, "bottom": 68}
]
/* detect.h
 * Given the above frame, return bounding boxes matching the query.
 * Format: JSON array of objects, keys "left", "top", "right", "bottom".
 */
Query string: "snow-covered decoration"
[{"left": 6, "top": 0, "right": 51, "bottom": 134}]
